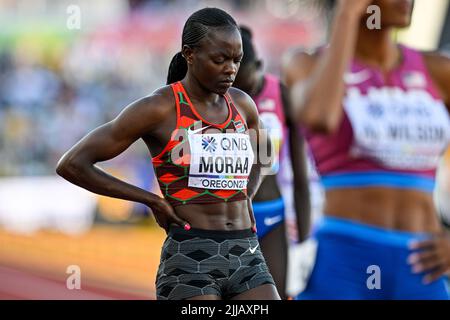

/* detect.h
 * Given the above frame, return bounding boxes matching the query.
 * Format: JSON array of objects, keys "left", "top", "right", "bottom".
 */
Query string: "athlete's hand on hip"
[
  {"left": 336, "top": 0, "right": 374, "bottom": 19},
  {"left": 408, "top": 233, "right": 450, "bottom": 284},
  {"left": 149, "top": 196, "right": 190, "bottom": 233}
]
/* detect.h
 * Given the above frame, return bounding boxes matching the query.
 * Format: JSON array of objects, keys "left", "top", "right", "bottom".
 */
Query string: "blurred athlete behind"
[
  {"left": 284, "top": 0, "right": 450, "bottom": 299},
  {"left": 233, "top": 25, "right": 311, "bottom": 299}
]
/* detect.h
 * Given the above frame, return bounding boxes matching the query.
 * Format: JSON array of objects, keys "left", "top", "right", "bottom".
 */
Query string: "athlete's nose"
[{"left": 223, "top": 61, "right": 237, "bottom": 77}]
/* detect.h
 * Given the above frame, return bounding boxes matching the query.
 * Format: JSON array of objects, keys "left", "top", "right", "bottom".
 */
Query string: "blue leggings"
[
  {"left": 297, "top": 216, "right": 449, "bottom": 300},
  {"left": 253, "top": 198, "right": 285, "bottom": 239}
]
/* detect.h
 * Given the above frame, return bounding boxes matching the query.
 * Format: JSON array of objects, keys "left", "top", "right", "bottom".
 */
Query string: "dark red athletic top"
[{"left": 152, "top": 82, "right": 254, "bottom": 207}]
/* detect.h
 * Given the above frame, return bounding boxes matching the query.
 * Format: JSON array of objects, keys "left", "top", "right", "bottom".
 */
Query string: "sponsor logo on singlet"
[
  {"left": 344, "top": 69, "right": 372, "bottom": 85},
  {"left": 344, "top": 86, "right": 450, "bottom": 170},
  {"left": 234, "top": 120, "right": 246, "bottom": 133},
  {"left": 188, "top": 132, "right": 255, "bottom": 190},
  {"left": 402, "top": 71, "right": 427, "bottom": 89}
]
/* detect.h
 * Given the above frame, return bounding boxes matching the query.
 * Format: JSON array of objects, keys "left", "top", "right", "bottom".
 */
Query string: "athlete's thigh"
[
  {"left": 259, "top": 223, "right": 287, "bottom": 297},
  {"left": 186, "top": 295, "right": 222, "bottom": 300}
]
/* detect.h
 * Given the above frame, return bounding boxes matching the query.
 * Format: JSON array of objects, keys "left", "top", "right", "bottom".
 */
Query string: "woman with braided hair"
[{"left": 57, "top": 7, "right": 279, "bottom": 300}]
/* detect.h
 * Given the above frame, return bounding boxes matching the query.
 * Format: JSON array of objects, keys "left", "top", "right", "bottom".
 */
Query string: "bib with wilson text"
[{"left": 344, "top": 87, "right": 450, "bottom": 170}]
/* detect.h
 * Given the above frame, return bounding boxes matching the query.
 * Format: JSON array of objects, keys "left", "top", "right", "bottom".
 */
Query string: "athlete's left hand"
[{"left": 408, "top": 232, "right": 450, "bottom": 284}]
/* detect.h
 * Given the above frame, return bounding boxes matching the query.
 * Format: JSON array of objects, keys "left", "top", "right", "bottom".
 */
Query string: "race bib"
[
  {"left": 344, "top": 87, "right": 450, "bottom": 170},
  {"left": 188, "top": 133, "right": 255, "bottom": 190}
]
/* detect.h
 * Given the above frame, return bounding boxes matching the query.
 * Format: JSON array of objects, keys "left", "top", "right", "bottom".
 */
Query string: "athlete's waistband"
[
  {"left": 314, "top": 216, "right": 430, "bottom": 247},
  {"left": 168, "top": 225, "right": 255, "bottom": 241},
  {"left": 321, "top": 171, "right": 435, "bottom": 193},
  {"left": 252, "top": 197, "right": 285, "bottom": 213}
]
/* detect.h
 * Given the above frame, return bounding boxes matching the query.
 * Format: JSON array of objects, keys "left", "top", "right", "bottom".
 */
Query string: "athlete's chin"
[
  {"left": 383, "top": 16, "right": 412, "bottom": 28},
  {"left": 214, "top": 83, "right": 233, "bottom": 95},
  {"left": 393, "top": 19, "right": 411, "bottom": 28}
]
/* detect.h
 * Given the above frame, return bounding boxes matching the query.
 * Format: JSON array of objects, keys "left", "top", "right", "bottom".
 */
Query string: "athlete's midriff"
[
  {"left": 325, "top": 187, "right": 442, "bottom": 233},
  {"left": 173, "top": 200, "right": 252, "bottom": 230}
]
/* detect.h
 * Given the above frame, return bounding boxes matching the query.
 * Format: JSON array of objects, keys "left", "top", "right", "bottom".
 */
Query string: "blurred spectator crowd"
[{"left": 0, "top": 0, "right": 324, "bottom": 178}]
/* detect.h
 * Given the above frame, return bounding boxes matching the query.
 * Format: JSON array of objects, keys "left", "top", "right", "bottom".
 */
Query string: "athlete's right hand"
[
  {"left": 149, "top": 196, "right": 190, "bottom": 233},
  {"left": 336, "top": 0, "right": 374, "bottom": 18}
]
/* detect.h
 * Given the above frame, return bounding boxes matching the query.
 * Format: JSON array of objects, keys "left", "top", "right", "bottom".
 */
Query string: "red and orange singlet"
[{"left": 152, "top": 82, "right": 255, "bottom": 207}]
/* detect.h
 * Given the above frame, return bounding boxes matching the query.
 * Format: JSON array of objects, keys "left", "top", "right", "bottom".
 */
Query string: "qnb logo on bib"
[
  {"left": 344, "top": 87, "right": 450, "bottom": 170},
  {"left": 202, "top": 136, "right": 217, "bottom": 152},
  {"left": 188, "top": 133, "right": 255, "bottom": 190}
]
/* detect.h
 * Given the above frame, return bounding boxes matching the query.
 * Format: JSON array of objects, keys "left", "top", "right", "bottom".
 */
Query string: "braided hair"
[{"left": 166, "top": 7, "right": 238, "bottom": 84}]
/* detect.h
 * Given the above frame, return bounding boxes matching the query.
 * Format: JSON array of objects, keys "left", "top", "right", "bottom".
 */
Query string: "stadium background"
[{"left": 0, "top": 0, "right": 449, "bottom": 299}]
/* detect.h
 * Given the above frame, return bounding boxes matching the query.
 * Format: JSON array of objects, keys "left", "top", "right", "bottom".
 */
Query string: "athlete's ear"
[{"left": 182, "top": 45, "right": 194, "bottom": 65}]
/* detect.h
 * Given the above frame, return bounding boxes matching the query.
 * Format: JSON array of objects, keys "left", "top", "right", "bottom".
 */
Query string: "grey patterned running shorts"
[{"left": 156, "top": 226, "right": 275, "bottom": 300}]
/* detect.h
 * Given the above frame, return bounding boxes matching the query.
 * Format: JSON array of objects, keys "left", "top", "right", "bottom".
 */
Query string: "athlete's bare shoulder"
[
  {"left": 422, "top": 51, "right": 450, "bottom": 105},
  {"left": 113, "top": 84, "right": 176, "bottom": 137},
  {"left": 130, "top": 85, "right": 175, "bottom": 121},
  {"left": 281, "top": 46, "right": 321, "bottom": 87},
  {"left": 227, "top": 87, "right": 259, "bottom": 129},
  {"left": 422, "top": 50, "right": 450, "bottom": 70}
]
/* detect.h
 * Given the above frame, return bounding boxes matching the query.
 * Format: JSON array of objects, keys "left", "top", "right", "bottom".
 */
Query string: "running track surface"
[
  {"left": 0, "top": 226, "right": 166, "bottom": 300},
  {"left": 0, "top": 265, "right": 147, "bottom": 299}
]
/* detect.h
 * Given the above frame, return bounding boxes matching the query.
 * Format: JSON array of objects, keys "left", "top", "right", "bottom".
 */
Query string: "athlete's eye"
[{"left": 213, "top": 57, "right": 225, "bottom": 64}]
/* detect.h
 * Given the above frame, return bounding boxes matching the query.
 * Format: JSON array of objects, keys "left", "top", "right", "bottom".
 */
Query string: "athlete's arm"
[
  {"left": 281, "top": 83, "right": 311, "bottom": 242},
  {"left": 56, "top": 88, "right": 188, "bottom": 231},
  {"left": 229, "top": 87, "right": 272, "bottom": 230},
  {"left": 423, "top": 51, "right": 450, "bottom": 108},
  {"left": 229, "top": 88, "right": 271, "bottom": 199},
  {"left": 408, "top": 52, "right": 450, "bottom": 282},
  {"left": 282, "top": 0, "right": 372, "bottom": 134}
]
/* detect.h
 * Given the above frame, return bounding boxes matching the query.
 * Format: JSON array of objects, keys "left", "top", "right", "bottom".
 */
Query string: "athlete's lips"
[
  {"left": 218, "top": 80, "right": 233, "bottom": 89},
  {"left": 219, "top": 78, "right": 234, "bottom": 85}
]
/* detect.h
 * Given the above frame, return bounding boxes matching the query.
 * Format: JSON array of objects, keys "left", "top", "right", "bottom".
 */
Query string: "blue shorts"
[
  {"left": 253, "top": 198, "right": 285, "bottom": 239},
  {"left": 297, "top": 216, "right": 450, "bottom": 300}
]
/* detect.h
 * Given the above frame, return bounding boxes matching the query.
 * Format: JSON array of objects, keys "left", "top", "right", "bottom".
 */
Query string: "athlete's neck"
[
  {"left": 251, "top": 73, "right": 265, "bottom": 98},
  {"left": 182, "top": 73, "right": 222, "bottom": 106},
  {"left": 354, "top": 27, "right": 402, "bottom": 72}
]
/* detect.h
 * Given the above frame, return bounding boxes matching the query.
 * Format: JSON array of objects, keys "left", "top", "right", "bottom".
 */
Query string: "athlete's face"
[
  {"left": 370, "top": 0, "right": 414, "bottom": 28},
  {"left": 184, "top": 27, "right": 243, "bottom": 95}
]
